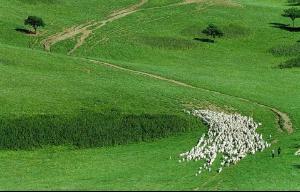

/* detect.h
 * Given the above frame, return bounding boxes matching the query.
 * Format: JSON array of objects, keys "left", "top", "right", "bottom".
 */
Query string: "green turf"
[
  {"left": 0, "top": 130, "right": 298, "bottom": 191},
  {"left": 0, "top": 0, "right": 299, "bottom": 190}
]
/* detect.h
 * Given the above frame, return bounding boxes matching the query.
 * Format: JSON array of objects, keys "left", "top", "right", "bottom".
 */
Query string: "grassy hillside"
[
  {"left": 0, "top": 0, "right": 299, "bottom": 190},
  {"left": 0, "top": 43, "right": 270, "bottom": 149}
]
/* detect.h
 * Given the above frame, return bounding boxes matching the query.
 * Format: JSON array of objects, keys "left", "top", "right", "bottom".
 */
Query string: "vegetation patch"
[
  {"left": 270, "top": 43, "right": 300, "bottom": 57},
  {"left": 0, "top": 110, "right": 201, "bottom": 150},
  {"left": 0, "top": 59, "right": 15, "bottom": 66},
  {"left": 50, "top": 35, "right": 79, "bottom": 54},
  {"left": 140, "top": 36, "right": 197, "bottom": 50},
  {"left": 279, "top": 57, "right": 300, "bottom": 68},
  {"left": 17, "top": 0, "right": 59, "bottom": 4},
  {"left": 222, "top": 24, "right": 250, "bottom": 38}
]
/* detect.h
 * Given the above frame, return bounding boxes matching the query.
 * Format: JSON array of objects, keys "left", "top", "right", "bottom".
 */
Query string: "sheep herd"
[{"left": 180, "top": 110, "right": 270, "bottom": 175}]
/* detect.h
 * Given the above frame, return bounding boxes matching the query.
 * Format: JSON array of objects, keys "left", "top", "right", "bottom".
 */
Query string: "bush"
[
  {"left": 0, "top": 110, "right": 201, "bottom": 150},
  {"left": 279, "top": 57, "right": 300, "bottom": 68},
  {"left": 269, "top": 43, "right": 300, "bottom": 57}
]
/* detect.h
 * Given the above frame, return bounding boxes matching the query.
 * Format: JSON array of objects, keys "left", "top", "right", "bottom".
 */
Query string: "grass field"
[{"left": 0, "top": 0, "right": 299, "bottom": 190}]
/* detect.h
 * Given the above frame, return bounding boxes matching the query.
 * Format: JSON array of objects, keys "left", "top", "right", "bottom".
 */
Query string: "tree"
[
  {"left": 24, "top": 16, "right": 45, "bottom": 34},
  {"left": 202, "top": 24, "right": 224, "bottom": 42},
  {"left": 282, "top": 8, "right": 300, "bottom": 28}
]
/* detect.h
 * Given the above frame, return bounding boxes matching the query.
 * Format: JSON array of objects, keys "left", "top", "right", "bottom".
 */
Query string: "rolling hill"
[{"left": 0, "top": 0, "right": 299, "bottom": 190}]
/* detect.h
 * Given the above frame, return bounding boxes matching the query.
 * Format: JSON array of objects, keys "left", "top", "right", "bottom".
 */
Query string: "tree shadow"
[
  {"left": 15, "top": 28, "right": 35, "bottom": 34},
  {"left": 193, "top": 38, "right": 215, "bottom": 43},
  {"left": 269, "top": 22, "right": 300, "bottom": 32}
]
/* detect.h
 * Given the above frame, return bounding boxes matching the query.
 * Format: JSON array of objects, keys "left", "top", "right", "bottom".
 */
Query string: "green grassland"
[{"left": 0, "top": 0, "right": 299, "bottom": 190}]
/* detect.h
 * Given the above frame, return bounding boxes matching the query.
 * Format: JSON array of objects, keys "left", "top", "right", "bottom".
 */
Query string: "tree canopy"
[
  {"left": 282, "top": 8, "right": 300, "bottom": 27},
  {"left": 202, "top": 24, "right": 224, "bottom": 42},
  {"left": 24, "top": 16, "right": 45, "bottom": 33}
]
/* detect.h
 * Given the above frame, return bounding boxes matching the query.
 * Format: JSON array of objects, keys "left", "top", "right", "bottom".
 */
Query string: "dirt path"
[
  {"left": 42, "top": 0, "right": 148, "bottom": 54},
  {"left": 84, "top": 58, "right": 293, "bottom": 134}
]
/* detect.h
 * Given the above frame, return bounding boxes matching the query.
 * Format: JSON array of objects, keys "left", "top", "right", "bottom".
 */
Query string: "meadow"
[{"left": 0, "top": 0, "right": 299, "bottom": 190}]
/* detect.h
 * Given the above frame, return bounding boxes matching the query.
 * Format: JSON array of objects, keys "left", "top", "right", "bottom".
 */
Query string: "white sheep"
[{"left": 181, "top": 110, "right": 271, "bottom": 174}]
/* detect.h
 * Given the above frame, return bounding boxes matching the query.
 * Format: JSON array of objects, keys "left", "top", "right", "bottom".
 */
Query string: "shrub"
[
  {"left": 279, "top": 57, "right": 300, "bottom": 68},
  {"left": 269, "top": 43, "right": 300, "bottom": 57}
]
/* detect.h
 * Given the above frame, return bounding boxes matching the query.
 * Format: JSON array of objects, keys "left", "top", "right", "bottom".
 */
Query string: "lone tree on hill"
[
  {"left": 202, "top": 24, "right": 224, "bottom": 42},
  {"left": 24, "top": 16, "right": 45, "bottom": 34},
  {"left": 282, "top": 8, "right": 300, "bottom": 28}
]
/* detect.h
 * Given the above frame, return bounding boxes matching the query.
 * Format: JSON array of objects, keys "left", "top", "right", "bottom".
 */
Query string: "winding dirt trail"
[
  {"left": 42, "top": 0, "right": 148, "bottom": 54},
  {"left": 84, "top": 58, "right": 293, "bottom": 134}
]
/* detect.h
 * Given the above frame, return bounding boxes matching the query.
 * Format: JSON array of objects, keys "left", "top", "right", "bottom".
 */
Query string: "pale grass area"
[{"left": 183, "top": 0, "right": 241, "bottom": 7}]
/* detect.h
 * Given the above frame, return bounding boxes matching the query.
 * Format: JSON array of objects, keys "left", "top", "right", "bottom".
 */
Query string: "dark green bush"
[
  {"left": 279, "top": 57, "right": 300, "bottom": 68},
  {"left": 0, "top": 111, "right": 201, "bottom": 150}
]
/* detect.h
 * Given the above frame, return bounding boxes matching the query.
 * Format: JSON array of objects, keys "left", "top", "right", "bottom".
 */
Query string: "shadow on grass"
[
  {"left": 286, "top": 1, "right": 300, "bottom": 6},
  {"left": 269, "top": 23, "right": 300, "bottom": 32},
  {"left": 286, "top": 0, "right": 300, "bottom": 6},
  {"left": 292, "top": 164, "right": 300, "bottom": 169},
  {"left": 193, "top": 38, "right": 215, "bottom": 43},
  {"left": 15, "top": 28, "right": 35, "bottom": 34}
]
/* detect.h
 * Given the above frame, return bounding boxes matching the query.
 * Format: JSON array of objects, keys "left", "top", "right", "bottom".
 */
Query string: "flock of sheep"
[{"left": 180, "top": 110, "right": 270, "bottom": 175}]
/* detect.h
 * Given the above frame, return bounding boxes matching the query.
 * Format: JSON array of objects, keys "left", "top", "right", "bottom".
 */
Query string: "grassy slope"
[
  {"left": 0, "top": 0, "right": 299, "bottom": 190},
  {"left": 1, "top": 43, "right": 292, "bottom": 190},
  {"left": 74, "top": 0, "right": 300, "bottom": 120},
  {"left": 72, "top": 0, "right": 299, "bottom": 122},
  {"left": 0, "top": 0, "right": 137, "bottom": 49}
]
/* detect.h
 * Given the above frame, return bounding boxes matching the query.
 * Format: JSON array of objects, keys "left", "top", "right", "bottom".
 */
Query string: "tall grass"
[
  {"left": 0, "top": 110, "right": 201, "bottom": 150},
  {"left": 269, "top": 43, "right": 300, "bottom": 57}
]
